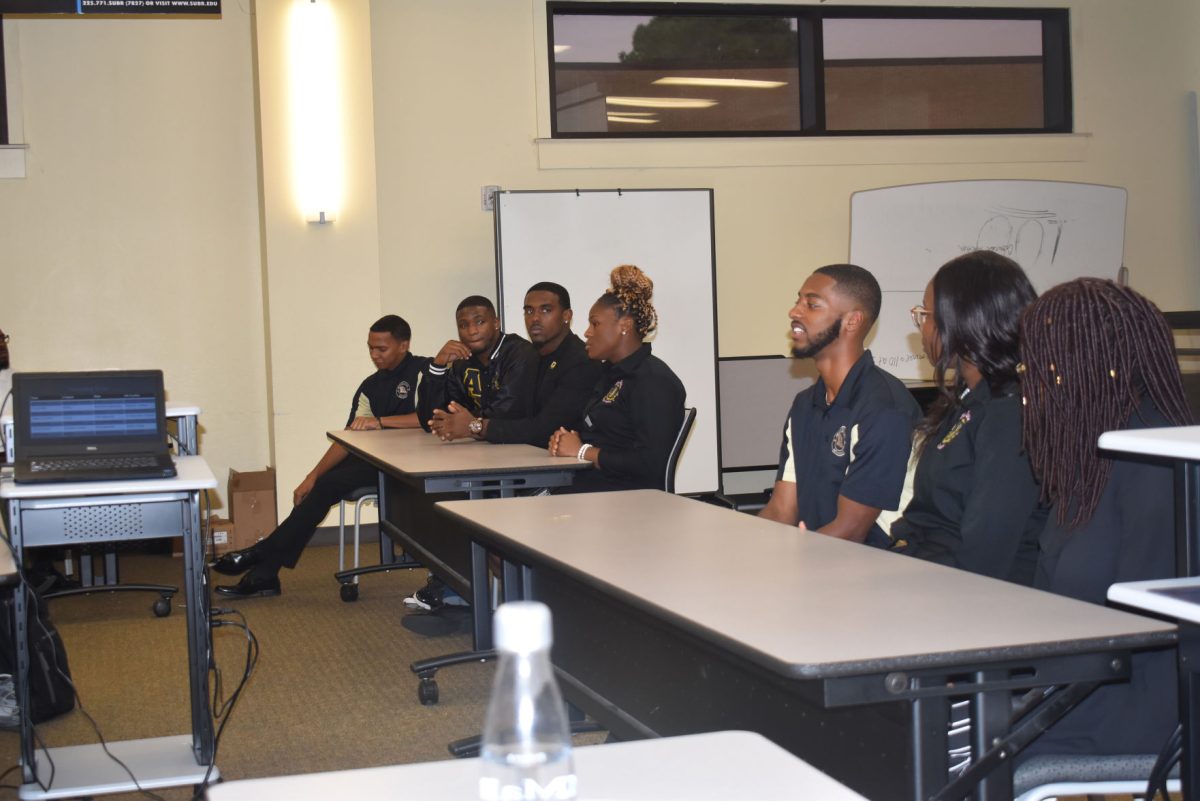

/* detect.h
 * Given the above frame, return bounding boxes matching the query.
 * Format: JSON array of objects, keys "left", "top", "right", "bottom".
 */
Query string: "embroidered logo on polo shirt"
[
  {"left": 937, "top": 410, "right": 972, "bottom": 450},
  {"left": 602, "top": 380, "right": 623, "bottom": 404},
  {"left": 831, "top": 425, "right": 847, "bottom": 457},
  {"left": 396, "top": 381, "right": 411, "bottom": 400}
]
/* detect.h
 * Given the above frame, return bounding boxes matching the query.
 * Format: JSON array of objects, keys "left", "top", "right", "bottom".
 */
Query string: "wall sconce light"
[{"left": 289, "top": 0, "right": 343, "bottom": 225}]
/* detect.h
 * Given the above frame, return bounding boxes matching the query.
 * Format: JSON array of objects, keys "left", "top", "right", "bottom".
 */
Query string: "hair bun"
[
  {"left": 610, "top": 264, "right": 653, "bottom": 299},
  {"left": 604, "top": 264, "right": 659, "bottom": 338}
]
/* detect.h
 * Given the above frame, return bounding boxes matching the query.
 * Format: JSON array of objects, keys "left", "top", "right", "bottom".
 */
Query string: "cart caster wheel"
[
  {"left": 418, "top": 678, "right": 439, "bottom": 705},
  {"left": 153, "top": 598, "right": 172, "bottom": 618},
  {"left": 339, "top": 582, "right": 359, "bottom": 602}
]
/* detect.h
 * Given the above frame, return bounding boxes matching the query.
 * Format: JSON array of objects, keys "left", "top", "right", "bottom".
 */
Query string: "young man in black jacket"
[
  {"left": 213, "top": 315, "right": 426, "bottom": 598},
  {"left": 428, "top": 282, "right": 600, "bottom": 447},
  {"left": 416, "top": 295, "right": 538, "bottom": 430},
  {"left": 409, "top": 296, "right": 541, "bottom": 611}
]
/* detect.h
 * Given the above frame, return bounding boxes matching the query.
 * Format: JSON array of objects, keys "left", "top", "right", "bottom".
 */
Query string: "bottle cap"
[{"left": 493, "top": 601, "right": 553, "bottom": 653}]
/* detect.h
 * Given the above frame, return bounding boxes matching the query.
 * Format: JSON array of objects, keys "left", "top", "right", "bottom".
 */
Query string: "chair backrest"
[{"left": 664, "top": 407, "right": 697, "bottom": 493}]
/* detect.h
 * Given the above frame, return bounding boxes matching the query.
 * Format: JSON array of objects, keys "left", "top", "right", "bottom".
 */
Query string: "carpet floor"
[{"left": 0, "top": 545, "right": 497, "bottom": 799}]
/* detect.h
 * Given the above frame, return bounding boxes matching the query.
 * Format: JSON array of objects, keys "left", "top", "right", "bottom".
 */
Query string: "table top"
[
  {"left": 1098, "top": 425, "right": 1200, "bottom": 461},
  {"left": 0, "top": 455, "right": 216, "bottom": 499},
  {"left": 1109, "top": 577, "right": 1200, "bottom": 624},
  {"left": 329, "top": 428, "right": 590, "bottom": 478},
  {"left": 438, "top": 490, "right": 1175, "bottom": 679},
  {"left": 206, "top": 730, "right": 867, "bottom": 801}
]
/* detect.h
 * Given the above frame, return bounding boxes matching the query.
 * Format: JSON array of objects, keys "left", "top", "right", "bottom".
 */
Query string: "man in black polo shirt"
[
  {"left": 759, "top": 264, "right": 920, "bottom": 547},
  {"left": 427, "top": 282, "right": 600, "bottom": 446},
  {"left": 213, "top": 315, "right": 427, "bottom": 598}
]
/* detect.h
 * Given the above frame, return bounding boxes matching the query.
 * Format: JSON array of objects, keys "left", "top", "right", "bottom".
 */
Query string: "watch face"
[{"left": 469, "top": 418, "right": 483, "bottom": 434}]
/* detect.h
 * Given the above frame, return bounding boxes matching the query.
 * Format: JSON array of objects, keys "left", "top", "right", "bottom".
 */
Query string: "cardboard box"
[
  {"left": 228, "top": 466, "right": 278, "bottom": 542},
  {"left": 206, "top": 516, "right": 237, "bottom": 556}
]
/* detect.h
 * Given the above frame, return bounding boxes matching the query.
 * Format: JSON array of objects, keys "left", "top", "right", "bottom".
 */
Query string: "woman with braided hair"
[
  {"left": 1018, "top": 277, "right": 1192, "bottom": 759},
  {"left": 549, "top": 265, "right": 686, "bottom": 492}
]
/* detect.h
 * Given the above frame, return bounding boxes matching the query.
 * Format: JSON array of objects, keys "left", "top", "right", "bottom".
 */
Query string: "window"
[{"left": 548, "top": 3, "right": 1071, "bottom": 138}]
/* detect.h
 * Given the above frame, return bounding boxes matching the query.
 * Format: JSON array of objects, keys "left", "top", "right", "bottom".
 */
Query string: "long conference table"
[
  {"left": 435, "top": 490, "right": 1177, "bottom": 801},
  {"left": 206, "top": 730, "right": 868, "bottom": 800},
  {"left": 327, "top": 429, "right": 587, "bottom": 649}
]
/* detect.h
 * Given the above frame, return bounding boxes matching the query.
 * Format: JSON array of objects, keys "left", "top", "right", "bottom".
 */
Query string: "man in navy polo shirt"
[{"left": 759, "top": 264, "right": 920, "bottom": 547}]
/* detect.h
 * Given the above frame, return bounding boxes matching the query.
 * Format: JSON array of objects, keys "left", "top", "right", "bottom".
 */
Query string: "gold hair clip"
[
  {"left": 1109, "top": 369, "right": 1118, "bottom": 379},
  {"left": 1016, "top": 362, "right": 1027, "bottom": 374}
]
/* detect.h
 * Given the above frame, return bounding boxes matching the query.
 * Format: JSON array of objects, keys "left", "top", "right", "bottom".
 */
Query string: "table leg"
[
  {"left": 1180, "top": 622, "right": 1200, "bottom": 801},
  {"left": 182, "top": 490, "right": 215, "bottom": 764},
  {"left": 910, "top": 692, "right": 950, "bottom": 801},
  {"left": 470, "top": 541, "right": 491, "bottom": 650},
  {"left": 9, "top": 499, "right": 36, "bottom": 783},
  {"left": 971, "top": 670, "right": 1014, "bottom": 801},
  {"left": 1176, "top": 461, "right": 1200, "bottom": 577}
]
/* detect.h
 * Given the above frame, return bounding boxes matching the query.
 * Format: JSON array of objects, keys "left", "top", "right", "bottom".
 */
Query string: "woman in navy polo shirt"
[
  {"left": 888, "top": 250, "right": 1045, "bottom": 584},
  {"left": 1018, "top": 278, "right": 1192, "bottom": 758},
  {"left": 549, "top": 265, "right": 686, "bottom": 492}
]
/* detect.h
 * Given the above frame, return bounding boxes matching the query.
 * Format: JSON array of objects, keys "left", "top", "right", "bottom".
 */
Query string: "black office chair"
[
  {"left": 333, "top": 484, "right": 420, "bottom": 602},
  {"left": 664, "top": 407, "right": 697, "bottom": 493}
]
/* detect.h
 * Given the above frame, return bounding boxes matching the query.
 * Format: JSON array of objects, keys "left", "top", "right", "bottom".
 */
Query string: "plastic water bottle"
[{"left": 479, "top": 601, "right": 577, "bottom": 801}]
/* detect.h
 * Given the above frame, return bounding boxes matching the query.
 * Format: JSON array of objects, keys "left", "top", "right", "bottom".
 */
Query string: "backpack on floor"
[{"left": 0, "top": 586, "right": 75, "bottom": 724}]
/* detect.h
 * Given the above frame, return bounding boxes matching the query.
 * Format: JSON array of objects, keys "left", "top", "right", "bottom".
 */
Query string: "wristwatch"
[{"left": 468, "top": 417, "right": 484, "bottom": 436}]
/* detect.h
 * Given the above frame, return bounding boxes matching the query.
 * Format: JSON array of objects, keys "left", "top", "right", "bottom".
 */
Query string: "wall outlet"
[{"left": 481, "top": 185, "right": 501, "bottom": 212}]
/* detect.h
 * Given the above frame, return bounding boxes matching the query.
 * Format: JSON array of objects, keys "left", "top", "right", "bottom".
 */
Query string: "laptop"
[{"left": 12, "top": 370, "right": 177, "bottom": 484}]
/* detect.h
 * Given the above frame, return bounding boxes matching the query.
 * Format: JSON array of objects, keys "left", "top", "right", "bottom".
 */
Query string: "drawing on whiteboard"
[
  {"left": 849, "top": 180, "right": 1127, "bottom": 380},
  {"left": 972, "top": 206, "right": 1065, "bottom": 268}
]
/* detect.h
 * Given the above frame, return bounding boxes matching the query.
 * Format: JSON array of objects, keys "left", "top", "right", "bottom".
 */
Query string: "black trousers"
[{"left": 255, "top": 457, "right": 378, "bottom": 572}]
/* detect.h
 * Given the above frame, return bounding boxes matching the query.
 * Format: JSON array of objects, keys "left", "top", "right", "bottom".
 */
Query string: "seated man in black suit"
[
  {"left": 213, "top": 315, "right": 426, "bottom": 599},
  {"left": 408, "top": 292, "right": 564, "bottom": 611}
]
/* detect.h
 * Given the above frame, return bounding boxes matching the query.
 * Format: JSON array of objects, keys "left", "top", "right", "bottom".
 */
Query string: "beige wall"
[
  {"left": 372, "top": 0, "right": 1200, "bottom": 360},
  {"left": 253, "top": 0, "right": 383, "bottom": 518},
  {"left": 2, "top": 0, "right": 1198, "bottom": 525},
  {"left": 0, "top": 10, "right": 269, "bottom": 511}
]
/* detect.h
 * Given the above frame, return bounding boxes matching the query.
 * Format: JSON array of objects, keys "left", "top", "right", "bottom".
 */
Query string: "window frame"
[
  {"left": 546, "top": 2, "right": 1072, "bottom": 139},
  {"left": 0, "top": 17, "right": 7, "bottom": 145}
]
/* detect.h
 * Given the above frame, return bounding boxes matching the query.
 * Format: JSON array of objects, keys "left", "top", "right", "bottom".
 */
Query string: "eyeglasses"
[{"left": 910, "top": 306, "right": 930, "bottom": 329}]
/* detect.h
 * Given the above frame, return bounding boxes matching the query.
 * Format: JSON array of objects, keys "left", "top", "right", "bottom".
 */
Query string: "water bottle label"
[{"left": 479, "top": 774, "right": 578, "bottom": 801}]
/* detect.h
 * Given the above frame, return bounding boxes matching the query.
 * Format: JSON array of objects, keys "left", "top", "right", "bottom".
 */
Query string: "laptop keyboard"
[{"left": 30, "top": 456, "right": 161, "bottom": 472}]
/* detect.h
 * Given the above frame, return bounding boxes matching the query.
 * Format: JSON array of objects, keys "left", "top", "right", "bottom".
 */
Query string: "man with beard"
[
  {"left": 427, "top": 282, "right": 599, "bottom": 446},
  {"left": 758, "top": 264, "right": 920, "bottom": 548}
]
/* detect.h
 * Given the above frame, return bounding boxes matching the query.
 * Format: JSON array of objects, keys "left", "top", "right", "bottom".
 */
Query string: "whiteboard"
[
  {"left": 719, "top": 356, "right": 817, "bottom": 470},
  {"left": 495, "top": 189, "right": 720, "bottom": 495},
  {"left": 850, "top": 180, "right": 1128, "bottom": 379}
]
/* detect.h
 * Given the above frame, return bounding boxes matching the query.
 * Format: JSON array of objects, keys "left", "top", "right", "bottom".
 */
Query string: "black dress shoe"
[
  {"left": 211, "top": 546, "right": 262, "bottom": 576},
  {"left": 215, "top": 572, "right": 281, "bottom": 599}
]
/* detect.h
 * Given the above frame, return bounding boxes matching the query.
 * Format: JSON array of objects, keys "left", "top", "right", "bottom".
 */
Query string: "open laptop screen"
[{"left": 13, "top": 370, "right": 168, "bottom": 457}]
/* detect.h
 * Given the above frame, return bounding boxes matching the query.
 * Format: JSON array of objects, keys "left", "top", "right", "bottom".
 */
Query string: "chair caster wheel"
[
  {"left": 418, "top": 678, "right": 439, "bottom": 705},
  {"left": 340, "top": 582, "right": 359, "bottom": 602},
  {"left": 153, "top": 597, "right": 172, "bottom": 617}
]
